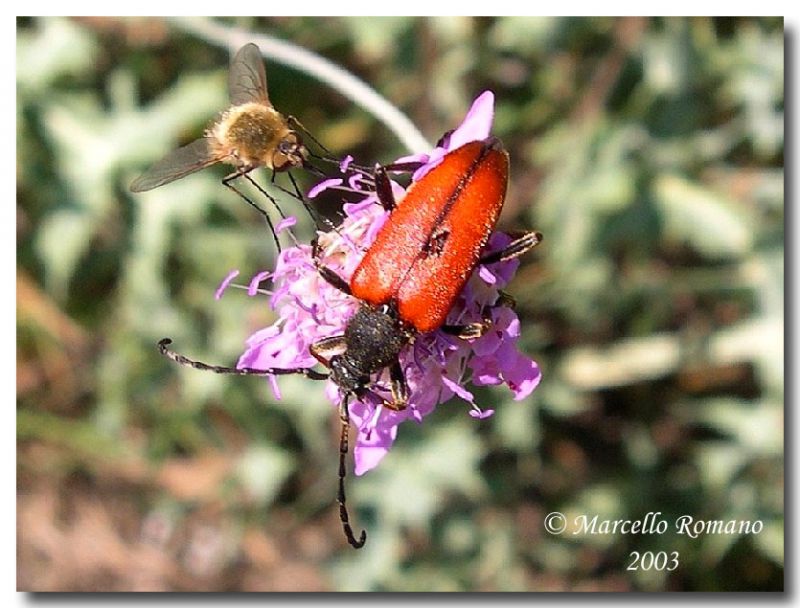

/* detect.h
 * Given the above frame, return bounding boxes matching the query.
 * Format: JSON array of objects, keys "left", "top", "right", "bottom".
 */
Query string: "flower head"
[{"left": 219, "top": 92, "right": 541, "bottom": 475}]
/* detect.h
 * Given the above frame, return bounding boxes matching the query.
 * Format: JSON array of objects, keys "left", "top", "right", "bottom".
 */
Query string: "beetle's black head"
[{"left": 329, "top": 303, "right": 410, "bottom": 395}]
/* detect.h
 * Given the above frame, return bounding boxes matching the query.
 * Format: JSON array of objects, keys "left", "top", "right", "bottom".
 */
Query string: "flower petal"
[
  {"left": 348, "top": 172, "right": 368, "bottom": 191},
  {"left": 308, "top": 178, "right": 343, "bottom": 199},
  {"left": 215, "top": 269, "right": 240, "bottom": 300},
  {"left": 392, "top": 152, "right": 429, "bottom": 168},
  {"left": 247, "top": 271, "right": 272, "bottom": 296},
  {"left": 353, "top": 422, "right": 398, "bottom": 475},
  {"left": 339, "top": 155, "right": 354, "bottom": 172},
  {"left": 446, "top": 90, "right": 495, "bottom": 150},
  {"left": 267, "top": 375, "right": 282, "bottom": 401},
  {"left": 478, "top": 265, "right": 497, "bottom": 285},
  {"left": 441, "top": 374, "right": 475, "bottom": 405},
  {"left": 504, "top": 353, "right": 542, "bottom": 401},
  {"left": 412, "top": 91, "right": 496, "bottom": 181},
  {"left": 469, "top": 407, "right": 495, "bottom": 419},
  {"left": 275, "top": 216, "right": 297, "bottom": 233}
]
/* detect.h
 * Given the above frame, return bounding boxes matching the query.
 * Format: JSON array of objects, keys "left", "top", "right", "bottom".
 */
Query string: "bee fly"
[{"left": 131, "top": 43, "right": 327, "bottom": 248}]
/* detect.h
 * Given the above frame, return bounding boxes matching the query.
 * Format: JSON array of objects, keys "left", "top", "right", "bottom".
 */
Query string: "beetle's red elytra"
[{"left": 351, "top": 137, "right": 509, "bottom": 333}]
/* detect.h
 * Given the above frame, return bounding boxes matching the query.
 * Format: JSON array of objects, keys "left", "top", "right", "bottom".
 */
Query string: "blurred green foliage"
[{"left": 17, "top": 16, "right": 783, "bottom": 591}]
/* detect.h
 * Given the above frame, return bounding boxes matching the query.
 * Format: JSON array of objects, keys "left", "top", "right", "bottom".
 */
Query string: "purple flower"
[{"left": 229, "top": 91, "right": 541, "bottom": 475}]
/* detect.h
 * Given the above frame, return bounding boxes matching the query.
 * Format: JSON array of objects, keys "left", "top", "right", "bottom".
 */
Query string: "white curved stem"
[{"left": 170, "top": 17, "right": 432, "bottom": 155}]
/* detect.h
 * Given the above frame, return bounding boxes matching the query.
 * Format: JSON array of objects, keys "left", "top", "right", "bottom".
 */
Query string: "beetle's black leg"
[
  {"left": 370, "top": 160, "right": 433, "bottom": 212},
  {"left": 440, "top": 284, "right": 525, "bottom": 342},
  {"left": 310, "top": 335, "right": 348, "bottom": 368},
  {"left": 480, "top": 231, "right": 543, "bottom": 265},
  {"left": 374, "top": 165, "right": 396, "bottom": 212},
  {"left": 435, "top": 128, "right": 455, "bottom": 149},
  {"left": 310, "top": 240, "right": 353, "bottom": 296},
  {"left": 318, "top": 266, "right": 352, "bottom": 296},
  {"left": 441, "top": 320, "right": 493, "bottom": 341},
  {"left": 440, "top": 285, "right": 523, "bottom": 342},
  {"left": 383, "top": 360, "right": 409, "bottom": 411},
  {"left": 379, "top": 160, "right": 426, "bottom": 173}
]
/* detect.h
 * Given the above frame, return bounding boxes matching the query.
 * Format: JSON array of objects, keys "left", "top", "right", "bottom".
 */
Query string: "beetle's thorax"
[{"left": 329, "top": 303, "right": 411, "bottom": 394}]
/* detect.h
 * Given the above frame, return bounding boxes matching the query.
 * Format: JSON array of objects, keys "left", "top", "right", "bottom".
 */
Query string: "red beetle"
[{"left": 159, "top": 136, "right": 541, "bottom": 548}]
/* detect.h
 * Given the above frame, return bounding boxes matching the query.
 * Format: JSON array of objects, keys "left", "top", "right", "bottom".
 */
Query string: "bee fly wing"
[
  {"left": 130, "top": 138, "right": 220, "bottom": 192},
  {"left": 228, "top": 43, "right": 272, "bottom": 107}
]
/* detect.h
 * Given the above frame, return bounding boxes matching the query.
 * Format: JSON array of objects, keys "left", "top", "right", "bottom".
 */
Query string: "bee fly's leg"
[
  {"left": 480, "top": 231, "right": 543, "bottom": 265},
  {"left": 310, "top": 239, "right": 352, "bottom": 296},
  {"left": 285, "top": 116, "right": 322, "bottom": 152},
  {"left": 262, "top": 168, "right": 325, "bottom": 243},
  {"left": 266, "top": 168, "right": 297, "bottom": 212},
  {"left": 276, "top": 169, "right": 340, "bottom": 235},
  {"left": 222, "top": 167, "right": 270, "bottom": 216},
  {"left": 222, "top": 169, "right": 282, "bottom": 254},
  {"left": 337, "top": 394, "right": 367, "bottom": 549},
  {"left": 310, "top": 335, "right": 348, "bottom": 368},
  {"left": 243, "top": 172, "right": 289, "bottom": 221},
  {"left": 280, "top": 170, "right": 305, "bottom": 206}
]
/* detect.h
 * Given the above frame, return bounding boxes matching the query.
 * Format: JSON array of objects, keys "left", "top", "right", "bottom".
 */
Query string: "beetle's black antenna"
[
  {"left": 338, "top": 394, "right": 367, "bottom": 549},
  {"left": 157, "top": 338, "right": 329, "bottom": 380}
]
